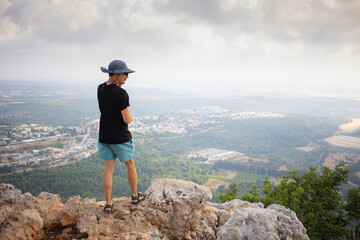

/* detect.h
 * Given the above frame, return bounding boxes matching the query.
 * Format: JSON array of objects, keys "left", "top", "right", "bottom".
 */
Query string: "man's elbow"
[{"left": 124, "top": 117, "right": 133, "bottom": 124}]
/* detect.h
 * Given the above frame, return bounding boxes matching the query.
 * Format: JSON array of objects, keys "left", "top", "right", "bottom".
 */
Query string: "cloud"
[
  {"left": 1, "top": 0, "right": 359, "bottom": 51},
  {"left": 0, "top": 0, "right": 26, "bottom": 43},
  {"left": 0, "top": 0, "right": 359, "bottom": 93},
  {"left": 153, "top": 0, "right": 360, "bottom": 48},
  {"left": 259, "top": 0, "right": 360, "bottom": 45},
  {"left": 1, "top": 0, "right": 109, "bottom": 45}
]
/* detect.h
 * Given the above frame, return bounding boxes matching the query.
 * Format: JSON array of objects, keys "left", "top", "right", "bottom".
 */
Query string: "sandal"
[
  {"left": 103, "top": 203, "right": 115, "bottom": 214},
  {"left": 132, "top": 192, "right": 146, "bottom": 205}
]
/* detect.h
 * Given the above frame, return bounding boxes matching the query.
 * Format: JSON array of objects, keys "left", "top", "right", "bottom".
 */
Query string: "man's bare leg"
[
  {"left": 103, "top": 159, "right": 115, "bottom": 207},
  {"left": 124, "top": 158, "right": 145, "bottom": 203},
  {"left": 124, "top": 158, "right": 138, "bottom": 195}
]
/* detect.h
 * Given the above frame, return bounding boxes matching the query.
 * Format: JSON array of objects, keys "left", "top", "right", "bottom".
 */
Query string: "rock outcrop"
[{"left": 0, "top": 179, "right": 310, "bottom": 240}]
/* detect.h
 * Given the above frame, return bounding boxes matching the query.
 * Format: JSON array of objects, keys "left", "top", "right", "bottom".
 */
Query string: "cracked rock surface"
[{"left": 0, "top": 179, "right": 309, "bottom": 240}]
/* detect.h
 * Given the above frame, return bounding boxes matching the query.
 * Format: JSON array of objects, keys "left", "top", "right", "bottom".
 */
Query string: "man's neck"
[{"left": 106, "top": 80, "right": 122, "bottom": 87}]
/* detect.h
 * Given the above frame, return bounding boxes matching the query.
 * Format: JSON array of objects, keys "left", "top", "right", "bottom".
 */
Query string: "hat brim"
[{"left": 100, "top": 67, "right": 135, "bottom": 74}]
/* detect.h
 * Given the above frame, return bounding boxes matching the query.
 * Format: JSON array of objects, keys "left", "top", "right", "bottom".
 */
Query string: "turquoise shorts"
[{"left": 97, "top": 140, "right": 134, "bottom": 162}]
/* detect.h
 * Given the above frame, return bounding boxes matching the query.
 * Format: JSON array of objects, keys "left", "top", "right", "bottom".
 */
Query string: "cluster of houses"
[
  {"left": 0, "top": 120, "right": 99, "bottom": 170},
  {"left": 187, "top": 148, "right": 244, "bottom": 164},
  {"left": 130, "top": 106, "right": 283, "bottom": 135}
]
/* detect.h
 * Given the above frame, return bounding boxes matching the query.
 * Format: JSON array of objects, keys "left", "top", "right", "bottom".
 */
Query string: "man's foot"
[
  {"left": 131, "top": 192, "right": 146, "bottom": 205},
  {"left": 103, "top": 203, "right": 115, "bottom": 213}
]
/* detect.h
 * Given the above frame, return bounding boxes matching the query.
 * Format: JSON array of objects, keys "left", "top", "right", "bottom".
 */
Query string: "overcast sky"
[{"left": 0, "top": 0, "right": 359, "bottom": 96}]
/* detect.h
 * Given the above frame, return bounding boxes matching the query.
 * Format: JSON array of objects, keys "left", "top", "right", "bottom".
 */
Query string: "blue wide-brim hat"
[{"left": 101, "top": 60, "right": 135, "bottom": 74}]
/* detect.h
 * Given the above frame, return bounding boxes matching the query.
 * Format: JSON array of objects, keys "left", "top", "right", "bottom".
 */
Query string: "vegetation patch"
[
  {"left": 218, "top": 164, "right": 360, "bottom": 240},
  {"left": 213, "top": 169, "right": 238, "bottom": 179},
  {"left": 204, "top": 178, "right": 229, "bottom": 190},
  {"left": 233, "top": 171, "right": 266, "bottom": 183}
]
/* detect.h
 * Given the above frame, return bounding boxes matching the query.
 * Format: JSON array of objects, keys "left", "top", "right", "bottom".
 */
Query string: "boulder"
[
  {"left": 0, "top": 183, "right": 45, "bottom": 239},
  {"left": 145, "top": 178, "right": 216, "bottom": 239},
  {"left": 216, "top": 204, "right": 309, "bottom": 240},
  {"left": 37, "top": 191, "right": 64, "bottom": 228}
]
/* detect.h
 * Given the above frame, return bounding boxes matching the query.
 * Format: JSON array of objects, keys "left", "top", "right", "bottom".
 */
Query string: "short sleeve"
[{"left": 118, "top": 89, "right": 130, "bottom": 111}]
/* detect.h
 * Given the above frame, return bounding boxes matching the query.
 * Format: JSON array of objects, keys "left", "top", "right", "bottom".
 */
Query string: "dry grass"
[
  {"left": 278, "top": 165, "right": 288, "bottom": 171},
  {"left": 339, "top": 118, "right": 360, "bottom": 133},
  {"left": 296, "top": 143, "right": 320, "bottom": 152},
  {"left": 230, "top": 155, "right": 268, "bottom": 163},
  {"left": 215, "top": 169, "right": 238, "bottom": 179},
  {"left": 204, "top": 178, "right": 229, "bottom": 190},
  {"left": 323, "top": 153, "right": 360, "bottom": 170}
]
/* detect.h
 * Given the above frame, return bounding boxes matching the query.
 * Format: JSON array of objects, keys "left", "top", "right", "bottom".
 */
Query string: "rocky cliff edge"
[{"left": 0, "top": 178, "right": 309, "bottom": 240}]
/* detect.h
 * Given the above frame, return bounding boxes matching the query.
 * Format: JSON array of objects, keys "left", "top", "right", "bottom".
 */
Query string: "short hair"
[{"left": 109, "top": 73, "right": 115, "bottom": 77}]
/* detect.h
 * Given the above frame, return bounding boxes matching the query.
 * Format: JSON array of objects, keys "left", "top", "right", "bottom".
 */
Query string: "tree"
[
  {"left": 346, "top": 187, "right": 360, "bottom": 239},
  {"left": 241, "top": 184, "right": 261, "bottom": 203},
  {"left": 217, "top": 183, "right": 239, "bottom": 203},
  {"left": 347, "top": 187, "right": 360, "bottom": 221},
  {"left": 218, "top": 163, "right": 350, "bottom": 240}
]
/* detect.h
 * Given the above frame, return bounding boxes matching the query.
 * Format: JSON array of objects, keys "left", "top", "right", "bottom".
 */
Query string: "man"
[{"left": 97, "top": 59, "right": 145, "bottom": 214}]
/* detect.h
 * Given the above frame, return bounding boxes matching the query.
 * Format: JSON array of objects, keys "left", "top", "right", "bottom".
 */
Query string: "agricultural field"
[
  {"left": 296, "top": 143, "right": 320, "bottom": 152},
  {"left": 324, "top": 135, "right": 360, "bottom": 149},
  {"left": 228, "top": 154, "right": 268, "bottom": 163},
  {"left": 205, "top": 168, "right": 266, "bottom": 190},
  {"left": 205, "top": 178, "right": 230, "bottom": 190},
  {"left": 205, "top": 169, "right": 238, "bottom": 190},
  {"left": 215, "top": 169, "right": 238, "bottom": 179}
]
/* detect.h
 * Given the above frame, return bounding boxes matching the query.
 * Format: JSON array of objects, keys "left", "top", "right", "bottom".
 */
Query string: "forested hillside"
[{"left": 0, "top": 144, "right": 212, "bottom": 202}]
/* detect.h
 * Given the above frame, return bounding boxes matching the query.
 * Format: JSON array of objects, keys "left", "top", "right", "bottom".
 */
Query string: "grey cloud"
[
  {"left": 153, "top": 0, "right": 360, "bottom": 46},
  {"left": 154, "top": 0, "right": 256, "bottom": 28},
  {"left": 1, "top": 0, "right": 359, "bottom": 55},
  {"left": 257, "top": 0, "right": 359, "bottom": 44},
  {"left": 0, "top": 0, "right": 186, "bottom": 53},
  {"left": 2, "top": 0, "right": 115, "bottom": 45}
]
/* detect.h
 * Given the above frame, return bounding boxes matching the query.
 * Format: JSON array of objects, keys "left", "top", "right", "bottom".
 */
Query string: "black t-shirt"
[{"left": 97, "top": 82, "right": 132, "bottom": 144}]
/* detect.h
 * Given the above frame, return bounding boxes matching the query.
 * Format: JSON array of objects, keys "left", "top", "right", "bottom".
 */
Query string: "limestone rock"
[
  {"left": 0, "top": 179, "right": 310, "bottom": 240},
  {"left": 145, "top": 178, "right": 216, "bottom": 239},
  {"left": 1, "top": 207, "right": 43, "bottom": 240},
  {"left": 37, "top": 191, "right": 64, "bottom": 228},
  {"left": 216, "top": 204, "right": 309, "bottom": 240},
  {"left": 209, "top": 199, "right": 265, "bottom": 228},
  {"left": 61, "top": 195, "right": 84, "bottom": 226},
  {"left": 0, "top": 183, "right": 45, "bottom": 239},
  {"left": 0, "top": 183, "right": 22, "bottom": 205}
]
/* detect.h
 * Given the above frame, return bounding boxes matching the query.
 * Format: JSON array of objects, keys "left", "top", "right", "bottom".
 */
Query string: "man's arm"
[{"left": 121, "top": 107, "right": 133, "bottom": 124}]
